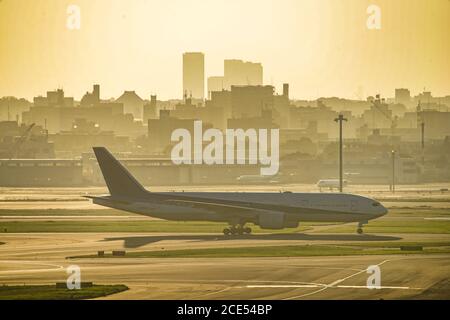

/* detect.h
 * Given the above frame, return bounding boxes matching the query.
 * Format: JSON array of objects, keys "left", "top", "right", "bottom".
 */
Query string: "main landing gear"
[{"left": 223, "top": 225, "right": 252, "bottom": 236}]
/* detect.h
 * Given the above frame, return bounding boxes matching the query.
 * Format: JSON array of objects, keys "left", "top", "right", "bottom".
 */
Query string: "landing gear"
[
  {"left": 357, "top": 221, "right": 367, "bottom": 234},
  {"left": 243, "top": 227, "right": 252, "bottom": 234},
  {"left": 223, "top": 225, "right": 252, "bottom": 236}
]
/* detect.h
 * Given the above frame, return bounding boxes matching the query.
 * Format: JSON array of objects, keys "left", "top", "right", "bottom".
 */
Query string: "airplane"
[
  {"left": 87, "top": 147, "right": 388, "bottom": 236},
  {"left": 317, "top": 179, "right": 348, "bottom": 192},
  {"left": 236, "top": 175, "right": 279, "bottom": 184}
]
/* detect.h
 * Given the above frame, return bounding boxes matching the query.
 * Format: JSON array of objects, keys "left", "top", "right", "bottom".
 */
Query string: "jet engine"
[
  {"left": 257, "top": 212, "right": 282, "bottom": 229},
  {"left": 257, "top": 212, "right": 300, "bottom": 229}
]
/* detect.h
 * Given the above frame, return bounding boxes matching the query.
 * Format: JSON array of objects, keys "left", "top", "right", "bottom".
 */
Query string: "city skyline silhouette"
[{"left": 0, "top": 0, "right": 449, "bottom": 100}]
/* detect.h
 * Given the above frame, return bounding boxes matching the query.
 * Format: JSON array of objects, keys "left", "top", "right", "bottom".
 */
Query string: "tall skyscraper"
[
  {"left": 224, "top": 59, "right": 263, "bottom": 89},
  {"left": 183, "top": 52, "right": 205, "bottom": 100}
]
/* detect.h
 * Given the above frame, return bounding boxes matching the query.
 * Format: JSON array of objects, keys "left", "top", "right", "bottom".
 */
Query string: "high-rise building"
[
  {"left": 224, "top": 59, "right": 263, "bottom": 89},
  {"left": 207, "top": 76, "right": 225, "bottom": 99},
  {"left": 231, "top": 85, "right": 274, "bottom": 118},
  {"left": 183, "top": 52, "right": 205, "bottom": 100},
  {"left": 143, "top": 95, "right": 158, "bottom": 123},
  {"left": 395, "top": 88, "right": 411, "bottom": 105},
  {"left": 283, "top": 83, "right": 289, "bottom": 99},
  {"left": 46, "top": 89, "right": 65, "bottom": 107},
  {"left": 93, "top": 84, "right": 100, "bottom": 101}
]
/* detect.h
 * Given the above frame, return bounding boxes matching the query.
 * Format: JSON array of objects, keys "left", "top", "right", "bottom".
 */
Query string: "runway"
[
  {"left": 0, "top": 232, "right": 449, "bottom": 299},
  {"left": 0, "top": 184, "right": 449, "bottom": 299}
]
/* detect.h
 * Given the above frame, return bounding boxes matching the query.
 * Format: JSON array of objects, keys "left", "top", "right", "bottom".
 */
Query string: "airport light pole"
[
  {"left": 391, "top": 150, "right": 396, "bottom": 194},
  {"left": 334, "top": 114, "right": 348, "bottom": 193},
  {"left": 421, "top": 122, "right": 425, "bottom": 166}
]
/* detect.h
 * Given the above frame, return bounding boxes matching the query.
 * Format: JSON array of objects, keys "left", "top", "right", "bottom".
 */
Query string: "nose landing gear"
[
  {"left": 357, "top": 221, "right": 367, "bottom": 234},
  {"left": 223, "top": 225, "right": 252, "bottom": 236}
]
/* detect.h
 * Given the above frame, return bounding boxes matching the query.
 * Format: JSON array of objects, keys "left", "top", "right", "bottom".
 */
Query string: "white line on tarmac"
[
  {"left": 246, "top": 284, "right": 420, "bottom": 290},
  {"left": 246, "top": 285, "right": 322, "bottom": 288},
  {"left": 0, "top": 260, "right": 65, "bottom": 275},
  {"left": 283, "top": 259, "right": 391, "bottom": 300},
  {"left": 336, "top": 285, "right": 421, "bottom": 290},
  {"left": 0, "top": 216, "right": 137, "bottom": 219},
  {"left": 189, "top": 287, "right": 232, "bottom": 299}
]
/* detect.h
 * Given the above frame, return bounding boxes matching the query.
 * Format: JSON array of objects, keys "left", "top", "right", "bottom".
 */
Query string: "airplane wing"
[
  {"left": 164, "top": 198, "right": 279, "bottom": 219},
  {"left": 166, "top": 199, "right": 255, "bottom": 214}
]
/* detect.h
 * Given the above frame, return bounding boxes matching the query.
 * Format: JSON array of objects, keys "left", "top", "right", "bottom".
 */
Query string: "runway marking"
[
  {"left": 121, "top": 279, "right": 327, "bottom": 286},
  {"left": 424, "top": 217, "right": 450, "bottom": 221},
  {"left": 0, "top": 260, "right": 65, "bottom": 275},
  {"left": 189, "top": 287, "right": 232, "bottom": 299},
  {"left": 0, "top": 216, "right": 139, "bottom": 219},
  {"left": 247, "top": 284, "right": 420, "bottom": 290},
  {"left": 246, "top": 285, "right": 322, "bottom": 288},
  {"left": 283, "top": 259, "right": 392, "bottom": 300},
  {"left": 336, "top": 285, "right": 420, "bottom": 290}
]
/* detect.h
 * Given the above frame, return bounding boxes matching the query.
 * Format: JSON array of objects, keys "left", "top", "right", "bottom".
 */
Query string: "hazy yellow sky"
[{"left": 0, "top": 0, "right": 449, "bottom": 101}]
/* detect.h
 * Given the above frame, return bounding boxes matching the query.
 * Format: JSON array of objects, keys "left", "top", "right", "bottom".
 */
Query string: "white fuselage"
[{"left": 92, "top": 192, "right": 387, "bottom": 229}]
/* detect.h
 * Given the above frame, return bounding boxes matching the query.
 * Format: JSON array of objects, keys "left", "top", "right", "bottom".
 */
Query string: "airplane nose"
[{"left": 371, "top": 202, "right": 388, "bottom": 218}]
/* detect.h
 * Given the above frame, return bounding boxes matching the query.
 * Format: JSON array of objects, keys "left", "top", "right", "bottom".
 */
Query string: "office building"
[{"left": 183, "top": 52, "right": 205, "bottom": 100}]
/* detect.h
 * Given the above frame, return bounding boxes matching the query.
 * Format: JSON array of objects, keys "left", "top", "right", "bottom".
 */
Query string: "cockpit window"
[{"left": 372, "top": 202, "right": 380, "bottom": 207}]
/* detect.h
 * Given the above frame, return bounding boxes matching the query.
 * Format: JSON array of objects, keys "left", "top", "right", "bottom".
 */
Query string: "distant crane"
[
  {"left": 371, "top": 95, "right": 397, "bottom": 137},
  {"left": 10, "top": 123, "right": 35, "bottom": 159}
]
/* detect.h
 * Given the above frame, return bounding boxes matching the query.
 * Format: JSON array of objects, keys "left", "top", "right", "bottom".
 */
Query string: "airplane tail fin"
[{"left": 93, "top": 147, "right": 149, "bottom": 199}]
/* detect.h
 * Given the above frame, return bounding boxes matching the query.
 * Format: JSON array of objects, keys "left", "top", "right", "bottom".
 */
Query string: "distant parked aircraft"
[
  {"left": 236, "top": 175, "right": 279, "bottom": 184},
  {"left": 317, "top": 179, "right": 349, "bottom": 191},
  {"left": 87, "top": 147, "right": 387, "bottom": 235}
]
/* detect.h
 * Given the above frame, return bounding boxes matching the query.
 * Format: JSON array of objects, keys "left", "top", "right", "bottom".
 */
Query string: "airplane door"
[{"left": 350, "top": 200, "right": 357, "bottom": 211}]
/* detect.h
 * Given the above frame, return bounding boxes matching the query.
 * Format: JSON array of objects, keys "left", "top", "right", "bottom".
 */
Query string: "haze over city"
[
  {"left": 0, "top": 0, "right": 449, "bottom": 303},
  {"left": 1, "top": 0, "right": 449, "bottom": 100}
]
